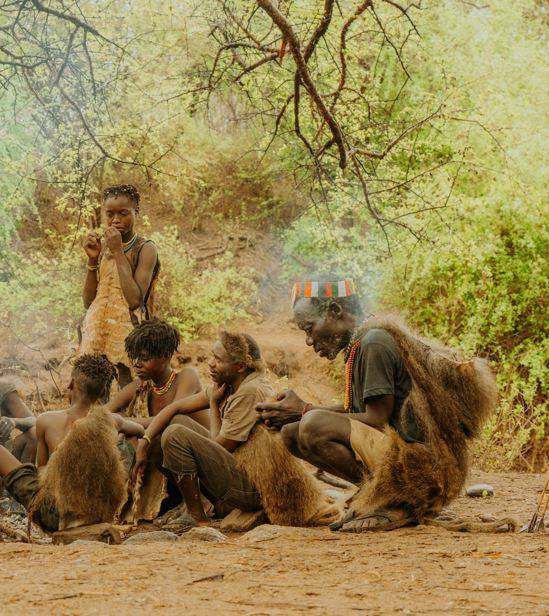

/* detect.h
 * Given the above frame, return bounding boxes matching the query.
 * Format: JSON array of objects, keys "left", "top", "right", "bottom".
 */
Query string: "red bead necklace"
[{"left": 344, "top": 339, "right": 361, "bottom": 412}]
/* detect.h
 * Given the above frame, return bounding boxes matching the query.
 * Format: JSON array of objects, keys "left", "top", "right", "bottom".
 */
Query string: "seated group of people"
[
  {"left": 0, "top": 272, "right": 497, "bottom": 534},
  {"left": 0, "top": 184, "right": 496, "bottom": 534}
]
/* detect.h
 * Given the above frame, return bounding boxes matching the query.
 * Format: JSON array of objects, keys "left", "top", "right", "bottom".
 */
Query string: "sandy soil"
[
  {"left": 1, "top": 305, "right": 547, "bottom": 614},
  {"left": 0, "top": 471, "right": 546, "bottom": 616}
]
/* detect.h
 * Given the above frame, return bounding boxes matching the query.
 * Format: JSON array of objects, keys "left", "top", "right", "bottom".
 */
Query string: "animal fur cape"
[
  {"left": 234, "top": 424, "right": 340, "bottom": 526},
  {"left": 32, "top": 407, "right": 128, "bottom": 530},
  {"left": 348, "top": 317, "right": 497, "bottom": 521}
]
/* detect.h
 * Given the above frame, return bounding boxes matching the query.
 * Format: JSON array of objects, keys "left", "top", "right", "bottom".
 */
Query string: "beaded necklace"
[
  {"left": 151, "top": 371, "right": 176, "bottom": 396},
  {"left": 122, "top": 234, "right": 138, "bottom": 254},
  {"left": 342, "top": 316, "right": 375, "bottom": 412},
  {"left": 344, "top": 339, "right": 361, "bottom": 411}
]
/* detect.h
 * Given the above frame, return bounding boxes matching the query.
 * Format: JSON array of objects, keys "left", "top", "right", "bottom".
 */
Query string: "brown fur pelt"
[
  {"left": 31, "top": 407, "right": 128, "bottom": 529},
  {"left": 349, "top": 316, "right": 498, "bottom": 522},
  {"left": 234, "top": 424, "right": 340, "bottom": 526}
]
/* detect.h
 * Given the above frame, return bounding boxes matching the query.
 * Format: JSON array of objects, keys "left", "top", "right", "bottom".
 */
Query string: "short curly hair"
[
  {"left": 102, "top": 184, "right": 140, "bottom": 206},
  {"left": 220, "top": 331, "right": 264, "bottom": 373},
  {"left": 72, "top": 354, "right": 117, "bottom": 401},
  {"left": 125, "top": 318, "right": 180, "bottom": 361}
]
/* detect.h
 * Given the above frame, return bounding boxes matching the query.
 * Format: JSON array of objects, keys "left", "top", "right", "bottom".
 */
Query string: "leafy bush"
[
  {"left": 150, "top": 228, "right": 256, "bottom": 342},
  {"left": 0, "top": 243, "right": 83, "bottom": 351},
  {"left": 0, "top": 226, "right": 257, "bottom": 354},
  {"left": 379, "top": 200, "right": 548, "bottom": 470}
]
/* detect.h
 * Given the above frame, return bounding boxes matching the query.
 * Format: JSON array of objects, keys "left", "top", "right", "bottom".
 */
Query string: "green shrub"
[
  {"left": 151, "top": 228, "right": 256, "bottom": 342},
  {"left": 379, "top": 200, "right": 548, "bottom": 470}
]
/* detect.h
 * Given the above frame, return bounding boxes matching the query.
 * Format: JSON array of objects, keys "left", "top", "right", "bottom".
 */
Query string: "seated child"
[
  {"left": 106, "top": 318, "right": 206, "bottom": 520},
  {"left": 0, "top": 355, "right": 143, "bottom": 532},
  {"left": 106, "top": 318, "right": 207, "bottom": 428}
]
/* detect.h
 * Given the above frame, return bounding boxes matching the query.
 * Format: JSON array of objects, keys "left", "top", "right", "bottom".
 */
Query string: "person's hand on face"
[
  {"left": 256, "top": 389, "right": 307, "bottom": 430},
  {"left": 210, "top": 382, "right": 226, "bottom": 405},
  {"left": 104, "top": 226, "right": 124, "bottom": 254},
  {"left": 82, "top": 232, "right": 102, "bottom": 261}
]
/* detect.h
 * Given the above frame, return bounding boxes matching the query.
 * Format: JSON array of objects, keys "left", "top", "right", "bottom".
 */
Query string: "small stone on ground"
[
  {"left": 124, "top": 530, "right": 178, "bottom": 544},
  {"left": 179, "top": 527, "right": 226, "bottom": 542},
  {"left": 241, "top": 524, "right": 287, "bottom": 542},
  {"left": 466, "top": 484, "right": 494, "bottom": 497}
]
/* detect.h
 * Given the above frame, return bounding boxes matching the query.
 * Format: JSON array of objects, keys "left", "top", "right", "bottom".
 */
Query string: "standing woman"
[{"left": 80, "top": 184, "right": 160, "bottom": 389}]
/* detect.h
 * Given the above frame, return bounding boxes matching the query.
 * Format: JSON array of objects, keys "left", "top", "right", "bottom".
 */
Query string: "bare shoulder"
[
  {"left": 176, "top": 366, "right": 201, "bottom": 387},
  {"left": 137, "top": 240, "right": 158, "bottom": 263},
  {"left": 36, "top": 410, "right": 65, "bottom": 424},
  {"left": 35, "top": 410, "right": 65, "bottom": 432}
]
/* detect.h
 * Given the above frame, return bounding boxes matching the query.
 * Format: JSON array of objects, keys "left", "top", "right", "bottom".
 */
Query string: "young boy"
[
  {"left": 80, "top": 184, "right": 160, "bottom": 389},
  {"left": 0, "top": 355, "right": 144, "bottom": 532},
  {"left": 0, "top": 378, "right": 37, "bottom": 463},
  {"left": 106, "top": 318, "right": 205, "bottom": 521},
  {"left": 105, "top": 318, "right": 207, "bottom": 428},
  {"left": 132, "top": 331, "right": 274, "bottom": 525}
]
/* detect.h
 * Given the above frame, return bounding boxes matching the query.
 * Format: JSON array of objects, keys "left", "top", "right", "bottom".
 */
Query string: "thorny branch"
[{"left": 205, "top": 0, "right": 441, "bottom": 240}]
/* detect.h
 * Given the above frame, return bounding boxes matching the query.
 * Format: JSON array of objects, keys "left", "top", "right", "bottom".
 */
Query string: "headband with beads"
[{"left": 291, "top": 279, "right": 356, "bottom": 306}]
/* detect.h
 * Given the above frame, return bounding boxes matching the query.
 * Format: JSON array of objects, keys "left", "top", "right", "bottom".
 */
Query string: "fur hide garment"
[
  {"left": 234, "top": 424, "right": 340, "bottom": 526},
  {"left": 32, "top": 407, "right": 128, "bottom": 530},
  {"left": 349, "top": 317, "right": 497, "bottom": 522}
]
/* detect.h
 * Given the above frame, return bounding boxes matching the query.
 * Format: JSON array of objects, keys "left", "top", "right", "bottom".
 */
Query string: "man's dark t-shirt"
[{"left": 350, "top": 328, "right": 423, "bottom": 442}]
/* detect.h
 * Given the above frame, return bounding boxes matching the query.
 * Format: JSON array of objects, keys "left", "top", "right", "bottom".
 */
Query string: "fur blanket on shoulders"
[{"left": 349, "top": 316, "right": 497, "bottom": 521}]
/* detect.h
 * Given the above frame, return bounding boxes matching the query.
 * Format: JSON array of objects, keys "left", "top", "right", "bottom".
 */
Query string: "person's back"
[
  {"left": 0, "top": 354, "right": 144, "bottom": 533},
  {"left": 36, "top": 409, "right": 90, "bottom": 466}
]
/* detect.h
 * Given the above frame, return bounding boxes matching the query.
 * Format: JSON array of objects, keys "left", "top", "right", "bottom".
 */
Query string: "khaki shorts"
[
  {"left": 4, "top": 463, "right": 59, "bottom": 533},
  {"left": 349, "top": 419, "right": 390, "bottom": 472}
]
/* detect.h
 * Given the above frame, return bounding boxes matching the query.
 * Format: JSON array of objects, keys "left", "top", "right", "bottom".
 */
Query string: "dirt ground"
[
  {"left": 1, "top": 302, "right": 547, "bottom": 614},
  {"left": 0, "top": 471, "right": 546, "bottom": 616}
]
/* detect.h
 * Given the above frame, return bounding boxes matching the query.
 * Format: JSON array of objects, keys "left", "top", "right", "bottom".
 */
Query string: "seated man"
[
  {"left": 0, "top": 378, "right": 37, "bottom": 463},
  {"left": 256, "top": 276, "right": 496, "bottom": 532},
  {"left": 132, "top": 331, "right": 274, "bottom": 525},
  {"left": 0, "top": 354, "right": 144, "bottom": 532},
  {"left": 106, "top": 318, "right": 207, "bottom": 429}
]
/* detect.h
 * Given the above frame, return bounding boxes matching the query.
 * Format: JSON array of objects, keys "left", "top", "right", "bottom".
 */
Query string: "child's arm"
[
  {"left": 104, "top": 229, "right": 157, "bottom": 311},
  {"left": 144, "top": 391, "right": 209, "bottom": 442},
  {"left": 132, "top": 391, "right": 209, "bottom": 482},
  {"left": 35, "top": 415, "right": 49, "bottom": 468},
  {"left": 82, "top": 232, "right": 101, "bottom": 308},
  {"left": 112, "top": 414, "right": 145, "bottom": 438},
  {"left": 105, "top": 381, "right": 138, "bottom": 415}
]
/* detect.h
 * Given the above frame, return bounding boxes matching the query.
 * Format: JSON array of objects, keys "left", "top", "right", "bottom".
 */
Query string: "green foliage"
[
  {"left": 0, "top": 243, "right": 82, "bottom": 350},
  {"left": 151, "top": 228, "right": 256, "bottom": 342},
  {"left": 379, "top": 200, "right": 548, "bottom": 470},
  {"left": 0, "top": 226, "right": 257, "bottom": 349}
]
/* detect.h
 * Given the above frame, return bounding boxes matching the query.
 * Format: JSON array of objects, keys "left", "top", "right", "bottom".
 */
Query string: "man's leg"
[
  {"left": 161, "top": 418, "right": 260, "bottom": 524},
  {"left": 281, "top": 410, "right": 364, "bottom": 485},
  {"left": 0, "top": 444, "right": 22, "bottom": 477},
  {"left": 11, "top": 428, "right": 37, "bottom": 463}
]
